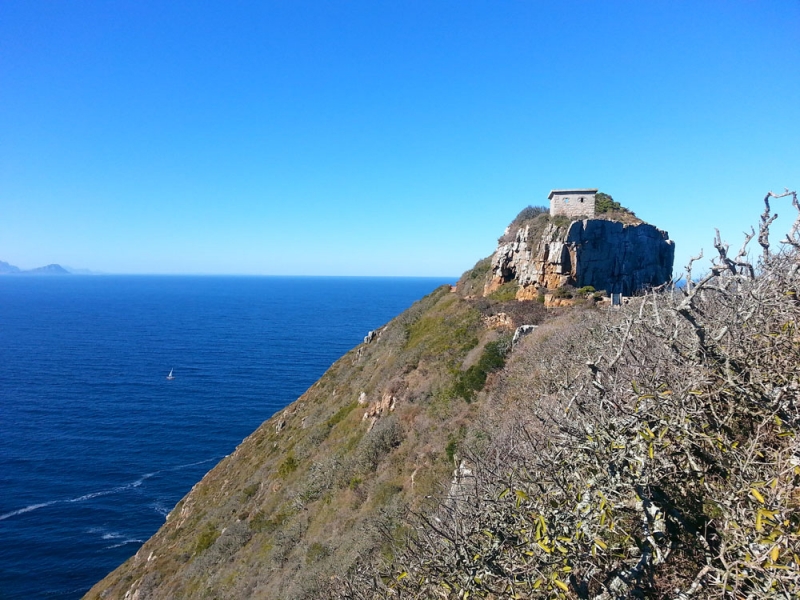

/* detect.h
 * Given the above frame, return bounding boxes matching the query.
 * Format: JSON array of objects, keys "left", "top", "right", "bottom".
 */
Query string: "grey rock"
[
  {"left": 512, "top": 325, "right": 538, "bottom": 347},
  {"left": 487, "top": 219, "right": 674, "bottom": 297}
]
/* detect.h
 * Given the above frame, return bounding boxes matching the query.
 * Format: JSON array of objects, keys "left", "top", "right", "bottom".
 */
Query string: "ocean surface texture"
[{"left": 0, "top": 276, "right": 451, "bottom": 599}]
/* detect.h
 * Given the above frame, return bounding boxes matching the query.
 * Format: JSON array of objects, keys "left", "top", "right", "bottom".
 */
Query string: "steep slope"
[
  {"left": 86, "top": 204, "right": 681, "bottom": 599},
  {"left": 85, "top": 279, "right": 551, "bottom": 599},
  {"left": 330, "top": 193, "right": 800, "bottom": 599}
]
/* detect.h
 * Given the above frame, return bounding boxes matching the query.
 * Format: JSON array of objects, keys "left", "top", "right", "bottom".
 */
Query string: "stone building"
[{"left": 549, "top": 189, "right": 597, "bottom": 219}]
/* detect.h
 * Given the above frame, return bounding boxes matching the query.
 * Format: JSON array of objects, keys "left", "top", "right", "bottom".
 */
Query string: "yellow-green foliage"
[
  {"left": 404, "top": 294, "right": 480, "bottom": 360},
  {"left": 457, "top": 256, "right": 492, "bottom": 297},
  {"left": 486, "top": 280, "right": 518, "bottom": 302},
  {"left": 194, "top": 525, "right": 219, "bottom": 554},
  {"left": 277, "top": 453, "right": 298, "bottom": 478}
]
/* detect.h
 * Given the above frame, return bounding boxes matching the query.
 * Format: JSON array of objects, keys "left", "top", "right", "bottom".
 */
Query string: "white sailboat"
[{"left": 166, "top": 368, "right": 175, "bottom": 380}]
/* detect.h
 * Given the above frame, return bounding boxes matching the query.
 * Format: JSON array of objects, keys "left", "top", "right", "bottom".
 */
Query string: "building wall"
[{"left": 550, "top": 192, "right": 596, "bottom": 218}]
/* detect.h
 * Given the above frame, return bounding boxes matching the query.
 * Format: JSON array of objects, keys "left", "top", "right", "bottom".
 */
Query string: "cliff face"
[{"left": 485, "top": 218, "right": 674, "bottom": 297}]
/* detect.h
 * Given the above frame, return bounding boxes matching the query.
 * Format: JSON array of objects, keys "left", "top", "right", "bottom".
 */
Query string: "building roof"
[{"left": 548, "top": 189, "right": 598, "bottom": 199}]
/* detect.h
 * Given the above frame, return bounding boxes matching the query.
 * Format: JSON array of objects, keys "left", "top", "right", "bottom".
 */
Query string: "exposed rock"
[
  {"left": 483, "top": 312, "right": 513, "bottom": 330},
  {"left": 364, "top": 330, "right": 377, "bottom": 344},
  {"left": 485, "top": 219, "right": 674, "bottom": 297},
  {"left": 361, "top": 392, "right": 396, "bottom": 423},
  {"left": 357, "top": 391, "right": 368, "bottom": 405},
  {"left": 544, "top": 296, "right": 577, "bottom": 308},
  {"left": 512, "top": 325, "right": 537, "bottom": 347}
]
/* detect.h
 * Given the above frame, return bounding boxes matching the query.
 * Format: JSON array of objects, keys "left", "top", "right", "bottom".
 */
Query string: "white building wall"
[{"left": 549, "top": 192, "right": 596, "bottom": 218}]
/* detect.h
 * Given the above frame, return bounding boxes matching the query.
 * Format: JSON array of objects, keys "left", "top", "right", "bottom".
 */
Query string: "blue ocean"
[{"left": 0, "top": 276, "right": 451, "bottom": 599}]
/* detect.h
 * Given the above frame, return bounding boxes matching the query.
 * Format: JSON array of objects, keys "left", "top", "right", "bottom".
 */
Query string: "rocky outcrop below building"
[{"left": 485, "top": 217, "right": 674, "bottom": 298}]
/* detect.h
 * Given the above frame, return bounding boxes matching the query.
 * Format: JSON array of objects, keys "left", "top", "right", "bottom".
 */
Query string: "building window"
[
  {"left": 579, "top": 197, "right": 584, "bottom": 203},
  {"left": 563, "top": 197, "right": 569, "bottom": 204}
]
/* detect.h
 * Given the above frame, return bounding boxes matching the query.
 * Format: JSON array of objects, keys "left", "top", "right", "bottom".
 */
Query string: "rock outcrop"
[{"left": 486, "top": 218, "right": 674, "bottom": 297}]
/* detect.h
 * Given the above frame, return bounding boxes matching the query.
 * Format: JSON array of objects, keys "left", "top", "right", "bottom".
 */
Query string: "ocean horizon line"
[{"left": 0, "top": 272, "right": 458, "bottom": 279}]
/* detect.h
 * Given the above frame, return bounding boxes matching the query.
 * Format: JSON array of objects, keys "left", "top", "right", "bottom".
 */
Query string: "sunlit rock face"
[{"left": 486, "top": 219, "right": 675, "bottom": 297}]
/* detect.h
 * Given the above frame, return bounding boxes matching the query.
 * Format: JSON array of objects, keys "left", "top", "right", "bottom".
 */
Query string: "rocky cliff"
[
  {"left": 485, "top": 216, "right": 674, "bottom": 298},
  {"left": 83, "top": 206, "right": 674, "bottom": 600},
  {"left": 84, "top": 195, "right": 800, "bottom": 600}
]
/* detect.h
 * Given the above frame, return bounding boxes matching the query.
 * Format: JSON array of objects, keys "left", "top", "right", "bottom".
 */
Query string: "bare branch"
[
  {"left": 759, "top": 193, "right": 779, "bottom": 257},
  {"left": 778, "top": 190, "right": 800, "bottom": 248},
  {"left": 684, "top": 250, "right": 703, "bottom": 294}
]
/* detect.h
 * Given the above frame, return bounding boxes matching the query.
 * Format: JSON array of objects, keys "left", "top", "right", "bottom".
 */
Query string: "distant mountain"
[
  {"left": 23, "top": 264, "right": 71, "bottom": 275},
  {"left": 0, "top": 261, "right": 72, "bottom": 275},
  {"left": 0, "top": 260, "right": 21, "bottom": 274},
  {"left": 63, "top": 266, "right": 100, "bottom": 275}
]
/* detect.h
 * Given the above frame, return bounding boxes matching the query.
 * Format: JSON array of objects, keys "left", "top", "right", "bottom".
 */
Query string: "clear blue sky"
[{"left": 2, "top": 1, "right": 798, "bottom": 276}]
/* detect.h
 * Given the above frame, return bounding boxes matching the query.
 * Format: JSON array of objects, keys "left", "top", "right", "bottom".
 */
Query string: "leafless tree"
[{"left": 327, "top": 191, "right": 800, "bottom": 599}]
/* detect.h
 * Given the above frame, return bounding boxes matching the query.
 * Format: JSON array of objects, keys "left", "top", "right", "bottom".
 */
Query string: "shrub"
[
  {"left": 486, "top": 280, "right": 518, "bottom": 302},
  {"left": 194, "top": 525, "right": 219, "bottom": 555},
  {"left": 241, "top": 483, "right": 259, "bottom": 499},
  {"left": 595, "top": 191, "right": 640, "bottom": 223},
  {"left": 306, "top": 542, "right": 330, "bottom": 564},
  {"left": 371, "top": 482, "right": 403, "bottom": 506},
  {"left": 452, "top": 338, "right": 510, "bottom": 402},
  {"left": 595, "top": 191, "right": 622, "bottom": 213},
  {"left": 456, "top": 257, "right": 492, "bottom": 297},
  {"left": 552, "top": 285, "right": 575, "bottom": 299},
  {"left": 335, "top": 191, "right": 800, "bottom": 600},
  {"left": 497, "top": 206, "right": 550, "bottom": 245},
  {"left": 325, "top": 402, "right": 357, "bottom": 431},
  {"left": 511, "top": 205, "right": 547, "bottom": 225},
  {"left": 352, "top": 417, "right": 404, "bottom": 474},
  {"left": 549, "top": 214, "right": 572, "bottom": 228},
  {"left": 277, "top": 454, "right": 298, "bottom": 478}
]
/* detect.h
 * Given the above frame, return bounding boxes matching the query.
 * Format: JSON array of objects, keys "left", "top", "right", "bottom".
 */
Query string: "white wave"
[
  {"left": 165, "top": 457, "right": 218, "bottom": 472},
  {"left": 68, "top": 489, "right": 117, "bottom": 502},
  {"left": 105, "top": 538, "right": 144, "bottom": 549},
  {"left": 0, "top": 501, "right": 58, "bottom": 521},
  {"left": 0, "top": 456, "right": 220, "bottom": 521}
]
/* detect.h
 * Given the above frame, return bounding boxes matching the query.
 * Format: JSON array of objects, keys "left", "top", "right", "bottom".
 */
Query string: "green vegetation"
[
  {"left": 404, "top": 294, "right": 481, "bottom": 361},
  {"left": 594, "top": 191, "right": 623, "bottom": 213},
  {"left": 305, "top": 542, "right": 330, "bottom": 564},
  {"left": 512, "top": 205, "right": 548, "bottom": 224},
  {"left": 485, "top": 280, "right": 518, "bottom": 302},
  {"left": 452, "top": 338, "right": 510, "bottom": 402},
  {"left": 276, "top": 453, "right": 297, "bottom": 478},
  {"left": 456, "top": 256, "right": 491, "bottom": 297},
  {"left": 551, "top": 284, "right": 575, "bottom": 299},
  {"left": 194, "top": 525, "right": 219, "bottom": 554},
  {"left": 324, "top": 401, "right": 357, "bottom": 432},
  {"left": 89, "top": 192, "right": 800, "bottom": 600},
  {"left": 595, "top": 191, "right": 642, "bottom": 224},
  {"left": 241, "top": 483, "right": 259, "bottom": 499},
  {"left": 548, "top": 214, "right": 572, "bottom": 228},
  {"left": 330, "top": 192, "right": 800, "bottom": 599}
]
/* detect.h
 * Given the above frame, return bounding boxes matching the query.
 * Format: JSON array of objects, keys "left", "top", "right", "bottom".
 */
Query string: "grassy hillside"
[
  {"left": 88, "top": 192, "right": 799, "bottom": 599},
  {"left": 86, "top": 279, "right": 553, "bottom": 599}
]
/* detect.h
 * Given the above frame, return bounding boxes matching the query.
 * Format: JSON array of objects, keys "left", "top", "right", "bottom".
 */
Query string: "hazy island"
[{"left": 1, "top": 261, "right": 73, "bottom": 275}]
